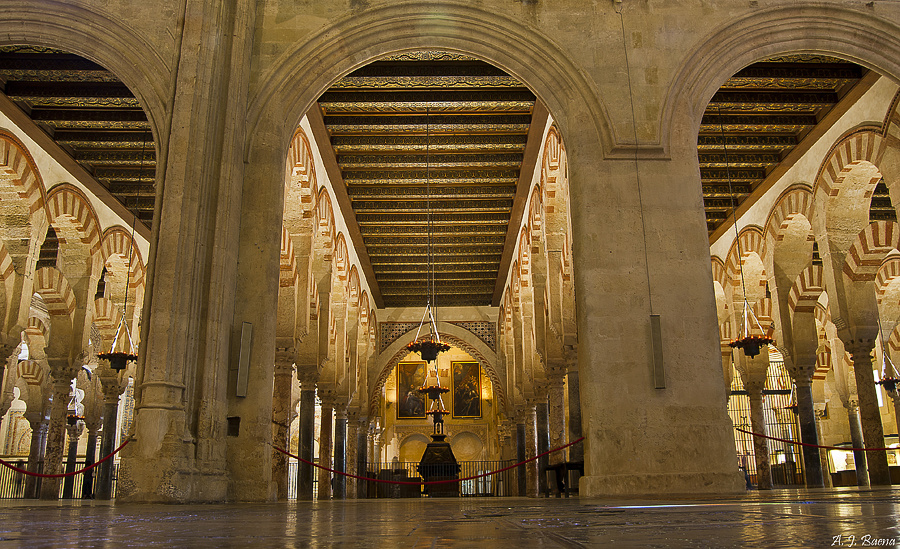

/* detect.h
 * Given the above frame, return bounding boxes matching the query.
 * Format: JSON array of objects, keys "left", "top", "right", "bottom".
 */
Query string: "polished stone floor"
[{"left": 0, "top": 488, "right": 898, "bottom": 548}]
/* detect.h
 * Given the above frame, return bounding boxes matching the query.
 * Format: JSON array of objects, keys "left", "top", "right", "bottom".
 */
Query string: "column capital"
[
  {"left": 296, "top": 365, "right": 319, "bottom": 385},
  {"left": 845, "top": 339, "right": 876, "bottom": 361},
  {"left": 319, "top": 388, "right": 337, "bottom": 409},
  {"left": 274, "top": 347, "right": 296, "bottom": 373}
]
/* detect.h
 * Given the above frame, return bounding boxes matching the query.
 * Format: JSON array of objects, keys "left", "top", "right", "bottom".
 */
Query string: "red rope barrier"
[
  {"left": 0, "top": 439, "right": 130, "bottom": 478},
  {"left": 735, "top": 427, "right": 897, "bottom": 452},
  {"left": 273, "top": 436, "right": 585, "bottom": 486}
]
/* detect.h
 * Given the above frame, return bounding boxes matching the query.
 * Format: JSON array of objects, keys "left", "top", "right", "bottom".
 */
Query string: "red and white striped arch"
[
  {"left": 100, "top": 226, "right": 145, "bottom": 289},
  {"left": 789, "top": 264, "right": 825, "bottom": 314},
  {"left": 843, "top": 221, "right": 900, "bottom": 282},
  {"left": 46, "top": 184, "right": 102, "bottom": 257},
  {"left": 33, "top": 267, "right": 75, "bottom": 316}
]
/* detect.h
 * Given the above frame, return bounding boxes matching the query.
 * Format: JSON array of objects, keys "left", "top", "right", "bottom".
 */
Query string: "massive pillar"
[
  {"left": 333, "top": 404, "right": 347, "bottom": 499},
  {"left": 40, "top": 373, "right": 75, "bottom": 500},
  {"left": 296, "top": 379, "right": 316, "bottom": 501},
  {"left": 271, "top": 351, "right": 295, "bottom": 501},
  {"left": 356, "top": 416, "right": 368, "bottom": 498},
  {"left": 846, "top": 344, "right": 891, "bottom": 485},
  {"left": 571, "top": 130, "right": 743, "bottom": 496},
  {"left": 318, "top": 393, "right": 334, "bottom": 500}
]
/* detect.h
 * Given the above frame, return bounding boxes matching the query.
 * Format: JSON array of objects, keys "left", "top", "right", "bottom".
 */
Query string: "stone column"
[
  {"left": 296, "top": 379, "right": 316, "bottom": 501},
  {"left": 522, "top": 405, "right": 539, "bottom": 497},
  {"left": 40, "top": 373, "right": 76, "bottom": 500},
  {"left": 96, "top": 366, "right": 128, "bottom": 501},
  {"left": 498, "top": 420, "right": 516, "bottom": 461},
  {"left": 344, "top": 409, "right": 359, "bottom": 499},
  {"left": 61, "top": 421, "right": 82, "bottom": 499},
  {"left": 356, "top": 417, "right": 368, "bottom": 499},
  {"left": 794, "top": 377, "right": 824, "bottom": 488},
  {"left": 814, "top": 407, "right": 833, "bottom": 488},
  {"left": 271, "top": 350, "right": 294, "bottom": 501},
  {"left": 333, "top": 404, "right": 348, "bottom": 499},
  {"left": 81, "top": 423, "right": 100, "bottom": 499},
  {"left": 317, "top": 392, "right": 334, "bottom": 500},
  {"left": 23, "top": 410, "right": 47, "bottom": 499},
  {"left": 373, "top": 430, "right": 383, "bottom": 465},
  {"left": 846, "top": 400, "right": 869, "bottom": 487},
  {"left": 846, "top": 344, "right": 891, "bottom": 486},
  {"left": 535, "top": 397, "right": 550, "bottom": 495},
  {"left": 736, "top": 353, "right": 772, "bottom": 490},
  {"left": 515, "top": 420, "right": 526, "bottom": 496},
  {"left": 547, "top": 377, "right": 567, "bottom": 466},
  {"left": 565, "top": 361, "right": 583, "bottom": 463}
]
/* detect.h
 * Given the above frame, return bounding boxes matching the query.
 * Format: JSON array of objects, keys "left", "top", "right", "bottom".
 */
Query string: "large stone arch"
[
  {"left": 370, "top": 321, "right": 503, "bottom": 418},
  {"left": 0, "top": 1, "right": 169, "bottom": 149},
  {"left": 666, "top": 3, "right": 900, "bottom": 149},
  {"left": 247, "top": 2, "right": 611, "bottom": 160}
]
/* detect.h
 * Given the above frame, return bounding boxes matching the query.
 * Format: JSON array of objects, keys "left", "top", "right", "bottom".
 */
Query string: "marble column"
[
  {"left": 535, "top": 398, "right": 550, "bottom": 495},
  {"left": 61, "top": 421, "right": 82, "bottom": 499},
  {"left": 296, "top": 380, "right": 316, "bottom": 501},
  {"left": 794, "top": 378, "right": 824, "bottom": 488},
  {"left": 889, "top": 391, "right": 900, "bottom": 442},
  {"left": 23, "top": 410, "right": 47, "bottom": 499},
  {"left": 96, "top": 366, "right": 128, "bottom": 501},
  {"left": 523, "top": 406, "right": 539, "bottom": 497},
  {"left": 333, "top": 404, "right": 348, "bottom": 499},
  {"left": 736, "top": 353, "right": 772, "bottom": 490},
  {"left": 318, "top": 393, "right": 334, "bottom": 500},
  {"left": 814, "top": 408, "right": 833, "bottom": 488},
  {"left": 373, "top": 430, "right": 383, "bottom": 465},
  {"left": 846, "top": 345, "right": 891, "bottom": 486},
  {"left": 356, "top": 418, "right": 368, "bottom": 498},
  {"left": 271, "top": 351, "right": 295, "bottom": 501},
  {"left": 81, "top": 424, "right": 100, "bottom": 499},
  {"left": 547, "top": 377, "right": 567, "bottom": 466},
  {"left": 515, "top": 421, "right": 526, "bottom": 496},
  {"left": 345, "top": 409, "right": 359, "bottom": 499},
  {"left": 847, "top": 400, "right": 869, "bottom": 487},
  {"left": 566, "top": 365, "right": 583, "bottom": 463},
  {"left": 40, "top": 375, "right": 75, "bottom": 500}
]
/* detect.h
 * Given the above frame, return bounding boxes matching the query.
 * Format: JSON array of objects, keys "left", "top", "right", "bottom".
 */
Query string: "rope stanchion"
[
  {"left": 274, "top": 436, "right": 584, "bottom": 486},
  {"left": 735, "top": 427, "right": 896, "bottom": 452},
  {"left": 0, "top": 439, "right": 130, "bottom": 478}
]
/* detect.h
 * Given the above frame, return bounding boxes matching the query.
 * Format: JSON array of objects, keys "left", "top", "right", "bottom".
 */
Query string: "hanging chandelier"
[
  {"left": 406, "top": 102, "right": 450, "bottom": 365},
  {"left": 718, "top": 106, "right": 773, "bottom": 358},
  {"left": 97, "top": 133, "right": 145, "bottom": 372},
  {"left": 876, "top": 314, "right": 900, "bottom": 394}
]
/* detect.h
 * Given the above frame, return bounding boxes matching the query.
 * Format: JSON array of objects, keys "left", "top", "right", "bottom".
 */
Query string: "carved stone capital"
[{"left": 274, "top": 347, "right": 296, "bottom": 373}]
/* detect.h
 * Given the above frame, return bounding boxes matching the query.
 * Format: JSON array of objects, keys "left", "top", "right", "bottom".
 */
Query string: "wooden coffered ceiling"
[
  {"left": 701, "top": 55, "right": 875, "bottom": 240},
  {"left": 318, "top": 52, "right": 539, "bottom": 308},
  {"left": 0, "top": 46, "right": 887, "bottom": 307},
  {"left": 0, "top": 46, "right": 155, "bottom": 229}
]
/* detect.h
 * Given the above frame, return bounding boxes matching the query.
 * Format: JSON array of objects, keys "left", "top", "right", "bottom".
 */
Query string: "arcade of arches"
[{"left": 0, "top": 1, "right": 899, "bottom": 505}]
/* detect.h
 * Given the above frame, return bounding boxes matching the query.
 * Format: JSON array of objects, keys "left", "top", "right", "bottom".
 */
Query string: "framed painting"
[
  {"left": 452, "top": 361, "right": 481, "bottom": 418},
  {"left": 396, "top": 361, "right": 427, "bottom": 419}
]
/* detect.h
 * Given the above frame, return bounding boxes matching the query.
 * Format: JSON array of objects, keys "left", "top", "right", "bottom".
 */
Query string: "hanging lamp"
[
  {"left": 718, "top": 106, "right": 773, "bottom": 358},
  {"left": 875, "top": 314, "right": 900, "bottom": 393},
  {"left": 97, "top": 133, "right": 145, "bottom": 372},
  {"left": 406, "top": 102, "right": 450, "bottom": 365}
]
